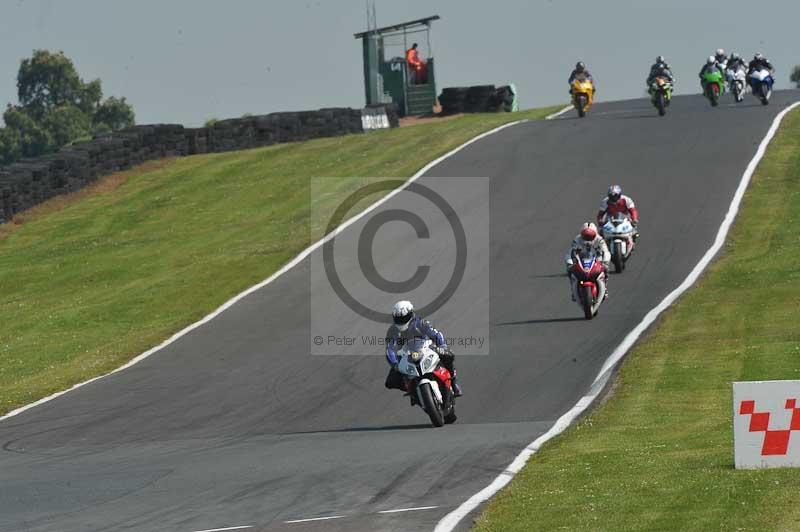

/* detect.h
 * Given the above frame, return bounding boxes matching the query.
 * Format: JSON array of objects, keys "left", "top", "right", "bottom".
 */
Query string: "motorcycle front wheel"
[
  {"left": 576, "top": 95, "right": 587, "bottom": 118},
  {"left": 420, "top": 383, "right": 445, "bottom": 427},
  {"left": 582, "top": 285, "right": 594, "bottom": 320},
  {"left": 656, "top": 92, "right": 666, "bottom": 116},
  {"left": 613, "top": 250, "right": 624, "bottom": 273}
]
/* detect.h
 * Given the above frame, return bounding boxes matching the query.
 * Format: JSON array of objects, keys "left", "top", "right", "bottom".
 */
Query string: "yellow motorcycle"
[{"left": 571, "top": 76, "right": 594, "bottom": 118}]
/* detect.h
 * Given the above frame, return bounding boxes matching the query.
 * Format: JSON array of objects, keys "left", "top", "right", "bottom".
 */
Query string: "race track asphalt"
[{"left": 1, "top": 90, "right": 798, "bottom": 532}]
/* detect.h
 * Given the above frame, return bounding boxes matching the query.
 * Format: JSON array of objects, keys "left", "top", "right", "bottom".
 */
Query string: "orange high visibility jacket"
[{"left": 406, "top": 48, "right": 422, "bottom": 68}]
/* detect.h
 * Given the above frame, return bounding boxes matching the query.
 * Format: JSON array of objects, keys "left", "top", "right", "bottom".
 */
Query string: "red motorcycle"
[{"left": 570, "top": 249, "right": 608, "bottom": 320}]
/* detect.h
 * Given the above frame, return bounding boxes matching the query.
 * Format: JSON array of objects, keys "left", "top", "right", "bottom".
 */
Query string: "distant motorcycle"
[
  {"left": 601, "top": 215, "right": 636, "bottom": 273},
  {"left": 569, "top": 249, "right": 607, "bottom": 320},
  {"left": 396, "top": 338, "right": 456, "bottom": 427},
  {"left": 749, "top": 68, "right": 774, "bottom": 105},
  {"left": 571, "top": 75, "right": 595, "bottom": 118},
  {"left": 649, "top": 76, "right": 673, "bottom": 116},
  {"left": 727, "top": 65, "right": 747, "bottom": 103},
  {"left": 702, "top": 69, "right": 725, "bottom": 107}
]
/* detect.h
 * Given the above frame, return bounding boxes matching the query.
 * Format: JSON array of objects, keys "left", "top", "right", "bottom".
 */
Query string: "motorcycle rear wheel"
[{"left": 420, "top": 383, "right": 445, "bottom": 427}]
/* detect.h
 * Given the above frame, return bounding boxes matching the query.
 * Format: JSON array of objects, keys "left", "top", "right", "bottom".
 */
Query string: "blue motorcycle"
[{"left": 749, "top": 68, "right": 774, "bottom": 105}]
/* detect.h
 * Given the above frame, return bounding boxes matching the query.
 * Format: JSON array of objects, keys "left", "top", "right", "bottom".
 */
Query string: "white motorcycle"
[
  {"left": 749, "top": 68, "right": 774, "bottom": 106},
  {"left": 396, "top": 337, "right": 456, "bottom": 427},
  {"left": 727, "top": 65, "right": 747, "bottom": 103},
  {"left": 601, "top": 215, "right": 636, "bottom": 273}
]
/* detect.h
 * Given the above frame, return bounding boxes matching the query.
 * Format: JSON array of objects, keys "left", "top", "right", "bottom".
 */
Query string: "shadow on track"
[
  {"left": 284, "top": 424, "right": 432, "bottom": 435},
  {"left": 496, "top": 317, "right": 585, "bottom": 326},
  {"left": 530, "top": 272, "right": 568, "bottom": 279},
  {"left": 608, "top": 114, "right": 662, "bottom": 120}
]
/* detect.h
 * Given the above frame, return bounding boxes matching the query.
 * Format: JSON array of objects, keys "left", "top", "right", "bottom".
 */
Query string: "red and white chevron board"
[{"left": 734, "top": 380, "right": 800, "bottom": 469}]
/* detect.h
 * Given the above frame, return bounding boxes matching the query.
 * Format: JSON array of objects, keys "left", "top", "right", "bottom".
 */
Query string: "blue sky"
[{"left": 0, "top": 0, "right": 797, "bottom": 126}]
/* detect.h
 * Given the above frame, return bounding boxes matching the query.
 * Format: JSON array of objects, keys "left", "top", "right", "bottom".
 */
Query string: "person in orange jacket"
[{"left": 406, "top": 43, "right": 424, "bottom": 84}]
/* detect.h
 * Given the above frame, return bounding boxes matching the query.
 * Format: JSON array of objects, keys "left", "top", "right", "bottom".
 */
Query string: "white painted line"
[
  {"left": 433, "top": 100, "right": 800, "bottom": 532},
  {"left": 0, "top": 121, "right": 534, "bottom": 425},
  {"left": 284, "top": 515, "right": 345, "bottom": 524},
  {"left": 0, "top": 115, "right": 531, "bottom": 425},
  {"left": 378, "top": 505, "right": 439, "bottom": 514},
  {"left": 545, "top": 104, "right": 573, "bottom": 120},
  {"left": 191, "top": 526, "right": 253, "bottom": 532}
]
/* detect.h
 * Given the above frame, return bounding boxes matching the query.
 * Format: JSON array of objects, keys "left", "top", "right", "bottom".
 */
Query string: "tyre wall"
[
  {"left": 0, "top": 105, "right": 397, "bottom": 223},
  {"left": 438, "top": 85, "right": 517, "bottom": 114}
]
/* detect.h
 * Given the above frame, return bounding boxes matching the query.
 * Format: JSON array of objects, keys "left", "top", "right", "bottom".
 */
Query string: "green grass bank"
[
  {"left": 0, "top": 107, "right": 559, "bottom": 416},
  {"left": 476, "top": 108, "right": 800, "bottom": 531}
]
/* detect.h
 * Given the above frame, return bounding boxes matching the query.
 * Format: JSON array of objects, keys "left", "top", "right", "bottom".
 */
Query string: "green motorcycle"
[
  {"left": 649, "top": 76, "right": 673, "bottom": 116},
  {"left": 701, "top": 69, "right": 725, "bottom": 107}
]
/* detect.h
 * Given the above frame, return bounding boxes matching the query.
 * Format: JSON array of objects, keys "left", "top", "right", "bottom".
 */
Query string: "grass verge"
[
  {"left": 474, "top": 108, "right": 800, "bottom": 531},
  {"left": 0, "top": 107, "right": 559, "bottom": 416}
]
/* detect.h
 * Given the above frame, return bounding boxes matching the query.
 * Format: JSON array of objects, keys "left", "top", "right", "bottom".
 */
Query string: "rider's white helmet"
[
  {"left": 707, "top": 56, "right": 716, "bottom": 65},
  {"left": 715, "top": 48, "right": 725, "bottom": 58},
  {"left": 608, "top": 185, "right": 622, "bottom": 202},
  {"left": 392, "top": 300, "right": 414, "bottom": 331}
]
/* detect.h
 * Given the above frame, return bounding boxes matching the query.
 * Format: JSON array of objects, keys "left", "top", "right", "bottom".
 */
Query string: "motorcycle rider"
[
  {"left": 568, "top": 61, "right": 595, "bottom": 94},
  {"left": 385, "top": 300, "right": 462, "bottom": 397},
  {"left": 747, "top": 52, "right": 775, "bottom": 77},
  {"left": 647, "top": 56, "right": 672, "bottom": 80},
  {"left": 714, "top": 48, "right": 728, "bottom": 69},
  {"left": 726, "top": 52, "right": 747, "bottom": 94},
  {"left": 646, "top": 60, "right": 675, "bottom": 106},
  {"left": 565, "top": 223, "right": 611, "bottom": 301},
  {"left": 597, "top": 185, "right": 639, "bottom": 239},
  {"left": 647, "top": 56, "right": 675, "bottom": 85},
  {"left": 727, "top": 52, "right": 746, "bottom": 73},
  {"left": 699, "top": 56, "right": 725, "bottom": 88}
]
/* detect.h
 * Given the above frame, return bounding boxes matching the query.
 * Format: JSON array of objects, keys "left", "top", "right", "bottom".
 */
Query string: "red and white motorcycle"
[
  {"left": 396, "top": 338, "right": 457, "bottom": 427},
  {"left": 569, "top": 249, "right": 608, "bottom": 320}
]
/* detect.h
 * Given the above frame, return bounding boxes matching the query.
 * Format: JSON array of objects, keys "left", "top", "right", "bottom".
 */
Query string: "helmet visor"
[{"left": 393, "top": 312, "right": 413, "bottom": 327}]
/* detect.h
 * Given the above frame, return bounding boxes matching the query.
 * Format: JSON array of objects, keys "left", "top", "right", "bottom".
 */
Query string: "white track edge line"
[
  {"left": 545, "top": 104, "right": 573, "bottom": 120},
  {"left": 378, "top": 505, "right": 439, "bottom": 514},
  {"left": 0, "top": 117, "right": 533, "bottom": 424},
  {"left": 191, "top": 525, "right": 253, "bottom": 532},
  {"left": 433, "top": 100, "right": 800, "bottom": 532},
  {"left": 284, "top": 515, "right": 345, "bottom": 524}
]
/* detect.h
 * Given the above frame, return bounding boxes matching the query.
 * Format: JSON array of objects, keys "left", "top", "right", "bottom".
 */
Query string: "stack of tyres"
[
  {"left": 464, "top": 85, "right": 496, "bottom": 112},
  {"left": 439, "top": 85, "right": 517, "bottom": 114},
  {"left": 439, "top": 87, "right": 469, "bottom": 114},
  {"left": 0, "top": 107, "right": 374, "bottom": 225},
  {"left": 493, "top": 86, "right": 516, "bottom": 112}
]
